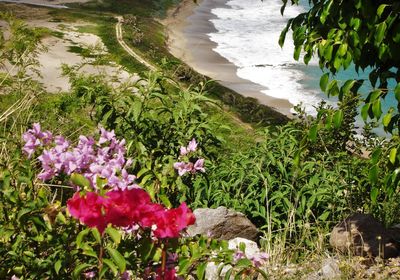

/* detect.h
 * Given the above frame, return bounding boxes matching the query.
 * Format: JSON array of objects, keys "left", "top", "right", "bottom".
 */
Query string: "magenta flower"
[{"left": 67, "top": 189, "right": 195, "bottom": 238}]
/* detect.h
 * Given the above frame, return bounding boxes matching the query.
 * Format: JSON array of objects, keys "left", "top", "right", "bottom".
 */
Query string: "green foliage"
[
  {"left": 64, "top": 68, "right": 223, "bottom": 203},
  {"left": 0, "top": 154, "right": 80, "bottom": 279},
  {"left": 280, "top": 0, "right": 400, "bottom": 132},
  {"left": 280, "top": 0, "right": 400, "bottom": 214}
]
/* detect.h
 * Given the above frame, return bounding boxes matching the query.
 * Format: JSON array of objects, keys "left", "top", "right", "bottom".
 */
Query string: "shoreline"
[{"left": 163, "top": 0, "right": 293, "bottom": 117}]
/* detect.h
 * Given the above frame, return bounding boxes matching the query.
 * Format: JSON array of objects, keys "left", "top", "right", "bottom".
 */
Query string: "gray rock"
[
  {"left": 228, "top": 237, "right": 260, "bottom": 257},
  {"left": 187, "top": 206, "right": 259, "bottom": 241},
  {"left": 307, "top": 258, "right": 341, "bottom": 280},
  {"left": 205, "top": 238, "right": 267, "bottom": 279},
  {"left": 330, "top": 213, "right": 400, "bottom": 259}
]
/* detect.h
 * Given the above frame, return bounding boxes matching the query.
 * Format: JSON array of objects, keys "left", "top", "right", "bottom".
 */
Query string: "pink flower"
[
  {"left": 193, "top": 159, "right": 205, "bottom": 173},
  {"left": 233, "top": 250, "right": 245, "bottom": 262},
  {"left": 173, "top": 162, "right": 192, "bottom": 176},
  {"left": 179, "top": 138, "right": 198, "bottom": 156},
  {"left": 249, "top": 252, "right": 269, "bottom": 268},
  {"left": 106, "top": 188, "right": 155, "bottom": 227},
  {"left": 149, "top": 203, "right": 196, "bottom": 239},
  {"left": 187, "top": 138, "right": 197, "bottom": 152},
  {"left": 155, "top": 267, "right": 178, "bottom": 280},
  {"left": 84, "top": 271, "right": 96, "bottom": 279},
  {"left": 99, "top": 127, "right": 116, "bottom": 144},
  {"left": 22, "top": 123, "right": 53, "bottom": 157},
  {"left": 67, "top": 192, "right": 109, "bottom": 234},
  {"left": 179, "top": 146, "right": 188, "bottom": 156},
  {"left": 119, "top": 271, "right": 132, "bottom": 280}
]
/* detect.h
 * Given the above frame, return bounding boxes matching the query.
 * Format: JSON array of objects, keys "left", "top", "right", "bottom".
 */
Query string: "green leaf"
[
  {"left": 293, "top": 45, "right": 301, "bottom": 61},
  {"left": 159, "top": 194, "right": 172, "bottom": 209},
  {"left": 103, "top": 258, "right": 118, "bottom": 275},
  {"left": 350, "top": 18, "right": 361, "bottom": 30},
  {"left": 375, "top": 22, "right": 387, "bottom": 46},
  {"left": 178, "top": 259, "right": 190, "bottom": 275},
  {"left": 279, "top": 24, "right": 289, "bottom": 47},
  {"left": 71, "top": 173, "right": 90, "bottom": 188},
  {"left": 372, "top": 99, "right": 382, "bottom": 119},
  {"left": 377, "top": 4, "right": 389, "bottom": 18},
  {"left": 338, "top": 43, "right": 348, "bottom": 57},
  {"left": 235, "top": 258, "right": 253, "bottom": 268},
  {"left": 54, "top": 260, "right": 62, "bottom": 275},
  {"left": 389, "top": 148, "right": 397, "bottom": 165},
  {"left": 106, "top": 247, "right": 126, "bottom": 272},
  {"left": 76, "top": 228, "right": 90, "bottom": 248},
  {"left": 224, "top": 268, "right": 233, "bottom": 280},
  {"left": 320, "top": 0, "right": 333, "bottom": 24},
  {"left": 383, "top": 112, "right": 392, "bottom": 127},
  {"left": 369, "top": 165, "right": 378, "bottom": 184},
  {"left": 319, "top": 73, "right": 329, "bottom": 92},
  {"left": 333, "top": 110, "right": 343, "bottom": 128},
  {"left": 341, "top": 79, "right": 356, "bottom": 95},
  {"left": 196, "top": 262, "right": 207, "bottom": 280},
  {"left": 324, "top": 44, "right": 334, "bottom": 60},
  {"left": 370, "top": 187, "right": 379, "bottom": 204},
  {"left": 333, "top": 55, "right": 342, "bottom": 71},
  {"left": 92, "top": 228, "right": 101, "bottom": 244},
  {"left": 378, "top": 44, "right": 388, "bottom": 60},
  {"left": 308, "top": 124, "right": 318, "bottom": 142},
  {"left": 395, "top": 83, "right": 400, "bottom": 102},
  {"left": 371, "top": 148, "right": 382, "bottom": 164},
  {"left": 361, "top": 104, "right": 370, "bottom": 121},
  {"left": 106, "top": 227, "right": 121, "bottom": 245},
  {"left": 319, "top": 211, "right": 330, "bottom": 221},
  {"left": 72, "top": 263, "right": 92, "bottom": 280}
]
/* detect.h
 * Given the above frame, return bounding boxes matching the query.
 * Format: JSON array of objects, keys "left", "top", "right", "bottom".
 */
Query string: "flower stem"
[{"left": 98, "top": 241, "right": 104, "bottom": 280}]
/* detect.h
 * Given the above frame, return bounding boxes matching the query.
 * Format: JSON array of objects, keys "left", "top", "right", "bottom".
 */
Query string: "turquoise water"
[{"left": 208, "top": 0, "right": 397, "bottom": 135}]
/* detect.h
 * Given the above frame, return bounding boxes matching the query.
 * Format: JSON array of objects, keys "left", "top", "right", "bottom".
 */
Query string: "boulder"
[
  {"left": 306, "top": 258, "right": 341, "bottom": 280},
  {"left": 205, "top": 238, "right": 265, "bottom": 279},
  {"left": 187, "top": 206, "right": 259, "bottom": 241},
  {"left": 330, "top": 213, "right": 400, "bottom": 259}
]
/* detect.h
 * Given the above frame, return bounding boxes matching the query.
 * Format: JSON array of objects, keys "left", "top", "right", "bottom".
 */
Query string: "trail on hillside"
[
  {"left": 115, "top": 16, "right": 157, "bottom": 71},
  {"left": 115, "top": 15, "right": 254, "bottom": 131}
]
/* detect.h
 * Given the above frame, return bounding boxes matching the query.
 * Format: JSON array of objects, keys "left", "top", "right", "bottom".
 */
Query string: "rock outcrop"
[
  {"left": 187, "top": 206, "right": 259, "bottom": 241},
  {"left": 330, "top": 213, "right": 400, "bottom": 259}
]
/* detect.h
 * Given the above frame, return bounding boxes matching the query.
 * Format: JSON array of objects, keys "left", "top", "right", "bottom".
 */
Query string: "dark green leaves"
[
  {"left": 106, "top": 247, "right": 126, "bottom": 273},
  {"left": 319, "top": 73, "right": 329, "bottom": 92},
  {"left": 375, "top": 22, "right": 387, "bottom": 46}
]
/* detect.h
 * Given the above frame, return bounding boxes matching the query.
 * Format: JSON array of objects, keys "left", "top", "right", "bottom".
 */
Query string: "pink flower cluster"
[
  {"left": 67, "top": 188, "right": 195, "bottom": 237},
  {"left": 173, "top": 139, "right": 205, "bottom": 176},
  {"left": 233, "top": 250, "right": 269, "bottom": 268},
  {"left": 22, "top": 124, "right": 137, "bottom": 191}
]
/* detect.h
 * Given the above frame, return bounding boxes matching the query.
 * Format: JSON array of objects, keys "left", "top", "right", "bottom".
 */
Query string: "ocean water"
[
  {"left": 208, "top": 0, "right": 326, "bottom": 115},
  {"left": 207, "top": 0, "right": 395, "bottom": 124}
]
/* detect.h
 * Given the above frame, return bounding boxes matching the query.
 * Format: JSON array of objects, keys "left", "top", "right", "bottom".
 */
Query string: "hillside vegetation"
[{"left": 0, "top": 0, "right": 400, "bottom": 279}]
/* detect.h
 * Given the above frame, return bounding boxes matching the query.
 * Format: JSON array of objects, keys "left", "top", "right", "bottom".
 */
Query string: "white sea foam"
[{"left": 208, "top": 0, "right": 333, "bottom": 115}]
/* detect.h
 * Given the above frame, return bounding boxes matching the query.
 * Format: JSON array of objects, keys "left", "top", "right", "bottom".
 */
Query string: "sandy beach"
[
  {"left": 0, "top": 3, "right": 138, "bottom": 93},
  {"left": 163, "top": 0, "right": 293, "bottom": 116}
]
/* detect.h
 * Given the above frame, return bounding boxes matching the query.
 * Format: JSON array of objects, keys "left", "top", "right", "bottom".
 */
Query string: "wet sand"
[{"left": 162, "top": 0, "right": 293, "bottom": 116}]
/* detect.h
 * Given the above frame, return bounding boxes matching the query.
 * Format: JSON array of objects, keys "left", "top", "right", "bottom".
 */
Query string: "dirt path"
[
  {"left": 115, "top": 16, "right": 157, "bottom": 71},
  {"left": 115, "top": 15, "right": 254, "bottom": 131}
]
